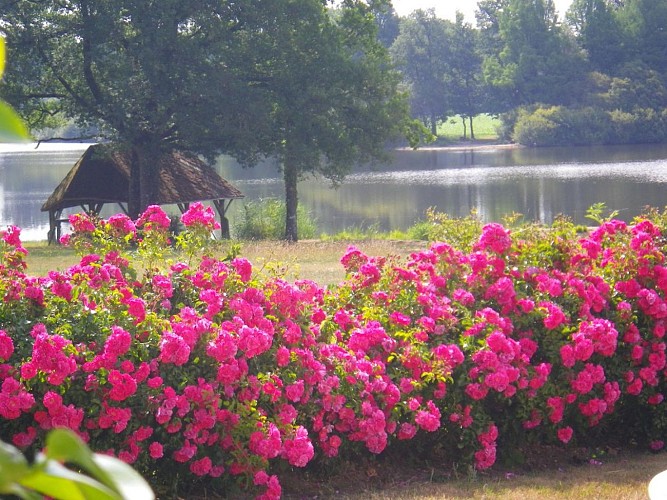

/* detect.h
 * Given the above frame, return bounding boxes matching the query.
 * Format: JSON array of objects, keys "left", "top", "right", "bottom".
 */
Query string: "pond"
[{"left": 2, "top": 142, "right": 667, "bottom": 241}]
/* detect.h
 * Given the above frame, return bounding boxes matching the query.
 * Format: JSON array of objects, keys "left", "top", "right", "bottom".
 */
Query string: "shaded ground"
[{"left": 275, "top": 444, "right": 664, "bottom": 499}]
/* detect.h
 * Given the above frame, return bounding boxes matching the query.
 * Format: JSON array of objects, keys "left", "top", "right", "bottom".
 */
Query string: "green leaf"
[
  {"left": 0, "top": 440, "right": 30, "bottom": 494},
  {"left": 44, "top": 430, "right": 154, "bottom": 500},
  {"left": 92, "top": 454, "right": 155, "bottom": 500},
  {"left": 20, "top": 460, "right": 121, "bottom": 500},
  {"left": 0, "top": 99, "right": 30, "bottom": 142},
  {"left": 44, "top": 429, "right": 117, "bottom": 492},
  {"left": 0, "top": 37, "right": 5, "bottom": 78}
]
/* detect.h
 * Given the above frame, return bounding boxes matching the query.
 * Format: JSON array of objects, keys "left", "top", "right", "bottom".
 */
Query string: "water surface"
[{"left": 2, "top": 142, "right": 667, "bottom": 240}]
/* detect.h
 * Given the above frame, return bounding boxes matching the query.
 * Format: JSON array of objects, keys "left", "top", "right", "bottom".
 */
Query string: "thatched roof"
[{"left": 42, "top": 144, "right": 244, "bottom": 212}]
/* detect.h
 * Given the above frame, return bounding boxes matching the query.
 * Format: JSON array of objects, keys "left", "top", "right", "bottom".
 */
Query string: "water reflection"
[{"left": 2, "top": 142, "right": 667, "bottom": 240}]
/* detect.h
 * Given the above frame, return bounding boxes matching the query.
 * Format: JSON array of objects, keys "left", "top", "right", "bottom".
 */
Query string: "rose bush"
[{"left": 0, "top": 206, "right": 666, "bottom": 498}]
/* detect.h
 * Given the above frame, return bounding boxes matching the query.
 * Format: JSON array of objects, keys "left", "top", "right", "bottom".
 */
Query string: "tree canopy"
[
  {"left": 385, "top": 0, "right": 667, "bottom": 147},
  {"left": 1, "top": 0, "right": 414, "bottom": 239}
]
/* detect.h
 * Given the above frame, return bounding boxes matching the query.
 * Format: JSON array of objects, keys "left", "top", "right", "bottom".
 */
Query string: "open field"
[{"left": 436, "top": 114, "right": 501, "bottom": 143}]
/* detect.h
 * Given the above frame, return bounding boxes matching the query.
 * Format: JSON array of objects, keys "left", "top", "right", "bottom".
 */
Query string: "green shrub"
[
  {"left": 421, "top": 208, "right": 483, "bottom": 252},
  {"left": 233, "top": 198, "right": 318, "bottom": 240}
]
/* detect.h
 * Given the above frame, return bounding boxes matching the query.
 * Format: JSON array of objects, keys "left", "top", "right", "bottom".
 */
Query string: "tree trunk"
[
  {"left": 469, "top": 115, "right": 475, "bottom": 140},
  {"left": 129, "top": 141, "right": 159, "bottom": 219},
  {"left": 128, "top": 147, "right": 142, "bottom": 219},
  {"left": 283, "top": 158, "right": 299, "bottom": 242},
  {"left": 430, "top": 113, "right": 438, "bottom": 136},
  {"left": 461, "top": 117, "right": 467, "bottom": 139}
]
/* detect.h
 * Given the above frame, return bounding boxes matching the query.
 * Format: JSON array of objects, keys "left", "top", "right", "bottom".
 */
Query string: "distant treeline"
[{"left": 383, "top": 0, "right": 667, "bottom": 146}]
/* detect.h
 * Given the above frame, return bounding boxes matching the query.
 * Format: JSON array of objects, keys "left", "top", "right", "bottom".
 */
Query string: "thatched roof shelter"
[{"left": 42, "top": 144, "right": 244, "bottom": 243}]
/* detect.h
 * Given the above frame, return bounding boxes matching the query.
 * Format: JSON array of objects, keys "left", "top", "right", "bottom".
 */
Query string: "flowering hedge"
[{"left": 0, "top": 204, "right": 666, "bottom": 498}]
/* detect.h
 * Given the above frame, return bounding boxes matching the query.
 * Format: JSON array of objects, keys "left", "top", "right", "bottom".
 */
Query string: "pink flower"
[
  {"left": 12, "top": 427, "right": 37, "bottom": 448},
  {"left": 181, "top": 202, "right": 220, "bottom": 231},
  {"left": 107, "top": 369, "right": 137, "bottom": 401},
  {"left": 414, "top": 401, "right": 441, "bottom": 432},
  {"left": 276, "top": 346, "right": 290, "bottom": 367},
  {"left": 149, "top": 442, "right": 164, "bottom": 459},
  {"left": 126, "top": 297, "right": 146, "bottom": 323},
  {"left": 0, "top": 330, "right": 14, "bottom": 361},
  {"left": 25, "top": 327, "right": 77, "bottom": 386},
  {"left": 557, "top": 426, "right": 574, "bottom": 444},
  {"left": 650, "top": 440, "right": 665, "bottom": 451},
  {"left": 476, "top": 223, "right": 512, "bottom": 254},
  {"left": 541, "top": 302, "right": 567, "bottom": 330},
  {"left": 285, "top": 380, "right": 305, "bottom": 403},
  {"left": 190, "top": 456, "right": 213, "bottom": 476},
  {"left": 432, "top": 344, "right": 465, "bottom": 368},
  {"left": 173, "top": 440, "right": 197, "bottom": 463},
  {"left": 104, "top": 326, "right": 132, "bottom": 359},
  {"left": 159, "top": 331, "right": 191, "bottom": 366},
  {"left": 282, "top": 427, "right": 314, "bottom": 467},
  {"left": 0, "top": 378, "right": 35, "bottom": 419},
  {"left": 474, "top": 445, "right": 497, "bottom": 469},
  {"left": 249, "top": 423, "right": 282, "bottom": 459},
  {"left": 340, "top": 246, "right": 367, "bottom": 271},
  {"left": 465, "top": 383, "right": 488, "bottom": 400},
  {"left": 398, "top": 423, "right": 417, "bottom": 440},
  {"left": 238, "top": 325, "right": 272, "bottom": 359},
  {"left": 69, "top": 213, "right": 96, "bottom": 233},
  {"left": 389, "top": 311, "right": 412, "bottom": 326},
  {"left": 107, "top": 213, "right": 136, "bottom": 238},
  {"left": 136, "top": 205, "right": 170, "bottom": 230},
  {"left": 231, "top": 258, "right": 252, "bottom": 282}
]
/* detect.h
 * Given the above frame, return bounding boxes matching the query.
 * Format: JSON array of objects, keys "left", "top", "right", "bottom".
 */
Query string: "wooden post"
[{"left": 213, "top": 199, "right": 231, "bottom": 239}]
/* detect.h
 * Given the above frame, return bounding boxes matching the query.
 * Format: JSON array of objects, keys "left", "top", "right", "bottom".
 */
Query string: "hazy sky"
[{"left": 391, "top": 0, "right": 573, "bottom": 22}]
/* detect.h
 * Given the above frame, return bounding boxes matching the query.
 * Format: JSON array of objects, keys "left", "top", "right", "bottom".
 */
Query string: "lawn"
[{"left": 436, "top": 114, "right": 502, "bottom": 143}]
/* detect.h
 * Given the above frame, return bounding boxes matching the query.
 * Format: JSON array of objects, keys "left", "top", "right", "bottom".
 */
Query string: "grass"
[
  {"left": 278, "top": 448, "right": 666, "bottom": 499},
  {"left": 22, "top": 238, "right": 667, "bottom": 499},
  {"left": 279, "top": 448, "right": 665, "bottom": 499},
  {"left": 436, "top": 114, "right": 501, "bottom": 143},
  {"left": 24, "top": 239, "right": 425, "bottom": 286}
]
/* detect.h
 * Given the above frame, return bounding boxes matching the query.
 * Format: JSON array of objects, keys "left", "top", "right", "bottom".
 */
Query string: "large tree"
[
  {"left": 482, "top": 0, "right": 587, "bottom": 108},
  {"left": 1, "top": 0, "right": 412, "bottom": 240},
  {"left": 448, "top": 13, "right": 487, "bottom": 139},
  {"left": 390, "top": 9, "right": 452, "bottom": 135},
  {"left": 256, "top": 0, "right": 414, "bottom": 241},
  {"left": 566, "top": 0, "right": 627, "bottom": 74},
  {"left": 0, "top": 0, "right": 272, "bottom": 217}
]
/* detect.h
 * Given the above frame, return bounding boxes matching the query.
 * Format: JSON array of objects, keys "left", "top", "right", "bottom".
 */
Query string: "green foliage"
[
  {"left": 0, "top": 38, "right": 30, "bottom": 143},
  {"left": 420, "top": 208, "right": 484, "bottom": 253},
  {"left": 512, "top": 103, "right": 667, "bottom": 147},
  {"left": 234, "top": 198, "right": 318, "bottom": 240},
  {"left": 0, "top": 429, "right": 154, "bottom": 500},
  {"left": 585, "top": 202, "right": 620, "bottom": 226},
  {"left": 512, "top": 105, "right": 612, "bottom": 146}
]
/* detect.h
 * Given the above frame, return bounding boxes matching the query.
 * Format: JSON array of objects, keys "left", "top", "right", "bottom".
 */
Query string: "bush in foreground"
[{"left": 0, "top": 204, "right": 666, "bottom": 498}]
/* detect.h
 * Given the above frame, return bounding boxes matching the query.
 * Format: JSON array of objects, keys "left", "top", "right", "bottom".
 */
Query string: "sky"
[{"left": 391, "top": 0, "right": 574, "bottom": 23}]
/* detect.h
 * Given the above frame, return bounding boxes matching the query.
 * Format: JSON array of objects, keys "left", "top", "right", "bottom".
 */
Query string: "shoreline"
[{"left": 397, "top": 140, "right": 521, "bottom": 152}]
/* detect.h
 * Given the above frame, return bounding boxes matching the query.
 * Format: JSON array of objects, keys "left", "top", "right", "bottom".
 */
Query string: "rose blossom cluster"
[{"left": 0, "top": 208, "right": 666, "bottom": 498}]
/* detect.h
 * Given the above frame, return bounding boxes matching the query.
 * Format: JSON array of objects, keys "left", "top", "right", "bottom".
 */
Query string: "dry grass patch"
[
  {"left": 239, "top": 239, "right": 425, "bottom": 286},
  {"left": 24, "top": 239, "right": 425, "bottom": 286}
]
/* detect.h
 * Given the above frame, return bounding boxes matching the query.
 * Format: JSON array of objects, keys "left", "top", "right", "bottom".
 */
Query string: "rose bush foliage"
[{"left": 0, "top": 202, "right": 666, "bottom": 498}]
